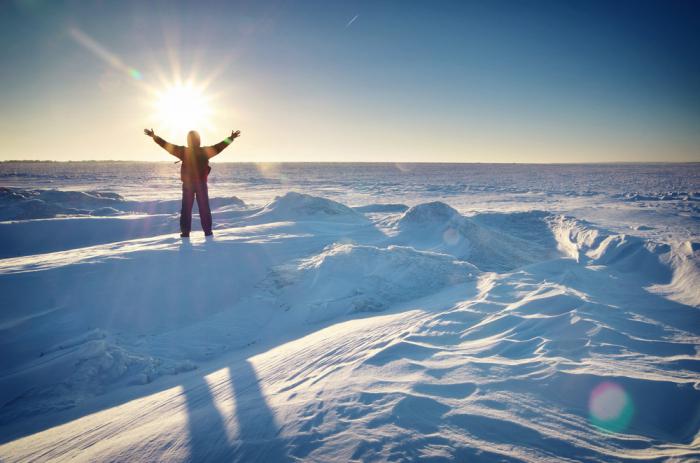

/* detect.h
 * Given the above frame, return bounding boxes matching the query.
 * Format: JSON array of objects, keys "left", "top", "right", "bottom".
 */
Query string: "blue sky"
[{"left": 1, "top": 0, "right": 698, "bottom": 162}]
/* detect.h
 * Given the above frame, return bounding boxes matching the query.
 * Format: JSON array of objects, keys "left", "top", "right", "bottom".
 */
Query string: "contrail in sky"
[{"left": 345, "top": 14, "right": 359, "bottom": 28}]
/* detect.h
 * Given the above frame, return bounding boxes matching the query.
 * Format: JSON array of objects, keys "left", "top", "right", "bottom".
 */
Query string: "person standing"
[{"left": 144, "top": 128, "right": 241, "bottom": 237}]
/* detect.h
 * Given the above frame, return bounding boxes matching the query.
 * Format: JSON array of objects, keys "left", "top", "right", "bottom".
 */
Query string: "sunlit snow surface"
[{"left": 0, "top": 162, "right": 699, "bottom": 462}]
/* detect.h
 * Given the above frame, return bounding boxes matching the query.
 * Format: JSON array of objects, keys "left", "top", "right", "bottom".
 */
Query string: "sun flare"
[{"left": 152, "top": 82, "right": 213, "bottom": 135}]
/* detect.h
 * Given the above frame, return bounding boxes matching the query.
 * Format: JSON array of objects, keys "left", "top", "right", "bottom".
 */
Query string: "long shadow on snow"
[
  {"left": 183, "top": 360, "right": 291, "bottom": 462},
  {"left": 0, "top": 311, "right": 310, "bottom": 458}
]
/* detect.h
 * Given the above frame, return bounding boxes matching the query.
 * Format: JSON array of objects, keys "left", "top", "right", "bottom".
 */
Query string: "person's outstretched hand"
[
  {"left": 230, "top": 130, "right": 241, "bottom": 140},
  {"left": 144, "top": 128, "right": 155, "bottom": 138}
]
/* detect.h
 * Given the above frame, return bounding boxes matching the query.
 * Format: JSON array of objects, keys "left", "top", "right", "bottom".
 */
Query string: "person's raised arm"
[
  {"left": 144, "top": 128, "right": 184, "bottom": 160},
  {"left": 204, "top": 130, "right": 241, "bottom": 159}
]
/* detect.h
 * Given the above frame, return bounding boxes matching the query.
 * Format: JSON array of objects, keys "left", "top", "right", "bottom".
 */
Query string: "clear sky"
[{"left": 1, "top": 0, "right": 699, "bottom": 163}]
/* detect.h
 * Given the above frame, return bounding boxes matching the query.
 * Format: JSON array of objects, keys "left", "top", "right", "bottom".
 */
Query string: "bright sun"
[{"left": 153, "top": 82, "right": 213, "bottom": 134}]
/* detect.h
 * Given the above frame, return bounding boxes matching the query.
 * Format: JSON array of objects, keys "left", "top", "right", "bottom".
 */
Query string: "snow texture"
[{"left": 0, "top": 162, "right": 698, "bottom": 462}]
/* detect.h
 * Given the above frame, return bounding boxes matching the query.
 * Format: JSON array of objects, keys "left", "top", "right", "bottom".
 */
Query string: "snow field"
[{"left": 0, "top": 190, "right": 698, "bottom": 462}]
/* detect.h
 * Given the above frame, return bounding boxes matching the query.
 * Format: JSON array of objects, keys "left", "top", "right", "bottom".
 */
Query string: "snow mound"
[
  {"left": 266, "top": 243, "right": 478, "bottom": 323},
  {"left": 398, "top": 201, "right": 462, "bottom": 227},
  {"left": 252, "top": 192, "right": 367, "bottom": 223},
  {"left": 393, "top": 202, "right": 557, "bottom": 271}
]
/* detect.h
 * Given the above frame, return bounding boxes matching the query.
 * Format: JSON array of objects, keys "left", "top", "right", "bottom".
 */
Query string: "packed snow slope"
[{"left": 1, "top": 186, "right": 699, "bottom": 462}]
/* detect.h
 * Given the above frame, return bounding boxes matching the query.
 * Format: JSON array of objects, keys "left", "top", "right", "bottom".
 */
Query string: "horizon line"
[{"left": 2, "top": 159, "right": 699, "bottom": 166}]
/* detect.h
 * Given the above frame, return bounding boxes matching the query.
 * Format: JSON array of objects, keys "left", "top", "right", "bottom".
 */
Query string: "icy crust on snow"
[
  {"left": 267, "top": 244, "right": 478, "bottom": 322},
  {"left": 613, "top": 191, "right": 700, "bottom": 202},
  {"left": 0, "top": 189, "right": 699, "bottom": 462},
  {"left": 0, "top": 187, "right": 245, "bottom": 220}
]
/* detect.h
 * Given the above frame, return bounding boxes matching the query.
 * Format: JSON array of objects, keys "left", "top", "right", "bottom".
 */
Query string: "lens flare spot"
[
  {"left": 128, "top": 68, "right": 142, "bottom": 80},
  {"left": 589, "top": 381, "right": 634, "bottom": 433}
]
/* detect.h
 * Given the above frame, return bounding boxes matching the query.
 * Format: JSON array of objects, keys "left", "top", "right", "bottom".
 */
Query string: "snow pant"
[{"left": 180, "top": 181, "right": 212, "bottom": 235}]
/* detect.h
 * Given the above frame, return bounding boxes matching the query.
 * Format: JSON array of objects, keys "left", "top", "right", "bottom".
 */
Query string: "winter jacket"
[{"left": 154, "top": 136, "right": 232, "bottom": 183}]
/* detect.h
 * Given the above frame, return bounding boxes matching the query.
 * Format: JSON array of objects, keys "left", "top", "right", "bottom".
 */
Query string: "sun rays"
[
  {"left": 69, "top": 26, "right": 227, "bottom": 140},
  {"left": 151, "top": 81, "right": 215, "bottom": 136}
]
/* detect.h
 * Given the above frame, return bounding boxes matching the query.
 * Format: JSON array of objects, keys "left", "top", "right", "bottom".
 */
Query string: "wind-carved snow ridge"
[
  {"left": 0, "top": 187, "right": 699, "bottom": 462},
  {"left": 266, "top": 243, "right": 478, "bottom": 323},
  {"left": 550, "top": 215, "right": 700, "bottom": 306}
]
